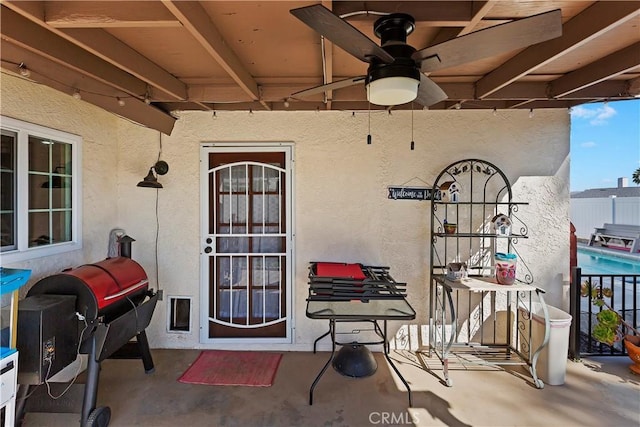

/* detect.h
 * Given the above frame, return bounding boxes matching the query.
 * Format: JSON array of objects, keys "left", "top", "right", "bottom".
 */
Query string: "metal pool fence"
[{"left": 570, "top": 267, "right": 640, "bottom": 359}]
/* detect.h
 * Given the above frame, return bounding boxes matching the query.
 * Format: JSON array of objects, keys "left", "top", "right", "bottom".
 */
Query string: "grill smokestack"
[{"left": 118, "top": 234, "right": 135, "bottom": 258}]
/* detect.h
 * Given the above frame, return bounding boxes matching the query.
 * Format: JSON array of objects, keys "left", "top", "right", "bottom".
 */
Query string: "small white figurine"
[
  {"left": 491, "top": 213, "right": 512, "bottom": 235},
  {"left": 439, "top": 181, "right": 461, "bottom": 203},
  {"left": 446, "top": 262, "right": 468, "bottom": 280}
]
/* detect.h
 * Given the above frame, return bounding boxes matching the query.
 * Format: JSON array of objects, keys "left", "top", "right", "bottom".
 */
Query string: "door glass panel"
[
  {"left": 216, "top": 236, "right": 283, "bottom": 253},
  {"left": 252, "top": 195, "right": 281, "bottom": 227},
  {"left": 219, "top": 289, "right": 247, "bottom": 321},
  {"left": 219, "top": 195, "right": 247, "bottom": 228},
  {"left": 252, "top": 165, "right": 280, "bottom": 192},
  {"left": 252, "top": 290, "right": 280, "bottom": 320},
  {"left": 217, "top": 237, "right": 249, "bottom": 253},
  {"left": 219, "top": 164, "right": 248, "bottom": 192}
]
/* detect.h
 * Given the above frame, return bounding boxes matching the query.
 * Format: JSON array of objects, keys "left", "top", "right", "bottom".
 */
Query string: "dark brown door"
[{"left": 201, "top": 148, "right": 291, "bottom": 340}]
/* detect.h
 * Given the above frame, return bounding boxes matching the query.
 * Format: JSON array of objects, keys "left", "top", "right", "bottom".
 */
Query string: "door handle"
[{"left": 204, "top": 247, "right": 212, "bottom": 254}]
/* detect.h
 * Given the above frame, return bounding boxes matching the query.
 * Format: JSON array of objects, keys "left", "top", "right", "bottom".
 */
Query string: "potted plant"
[{"left": 582, "top": 281, "right": 640, "bottom": 374}]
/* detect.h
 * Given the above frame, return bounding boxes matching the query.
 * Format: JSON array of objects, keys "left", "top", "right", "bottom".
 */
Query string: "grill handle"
[{"left": 103, "top": 279, "right": 149, "bottom": 301}]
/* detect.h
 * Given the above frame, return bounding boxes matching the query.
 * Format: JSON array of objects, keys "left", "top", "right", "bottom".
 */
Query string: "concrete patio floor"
[{"left": 20, "top": 348, "right": 640, "bottom": 427}]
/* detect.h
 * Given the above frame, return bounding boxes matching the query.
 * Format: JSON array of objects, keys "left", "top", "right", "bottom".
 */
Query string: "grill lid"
[{"left": 28, "top": 257, "right": 148, "bottom": 320}]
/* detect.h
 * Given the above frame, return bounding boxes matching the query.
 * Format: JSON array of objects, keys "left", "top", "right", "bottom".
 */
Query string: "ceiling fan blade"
[
  {"left": 414, "top": 9, "right": 562, "bottom": 73},
  {"left": 414, "top": 75, "right": 448, "bottom": 107},
  {"left": 291, "top": 76, "right": 366, "bottom": 99},
  {"left": 290, "top": 5, "right": 394, "bottom": 64}
]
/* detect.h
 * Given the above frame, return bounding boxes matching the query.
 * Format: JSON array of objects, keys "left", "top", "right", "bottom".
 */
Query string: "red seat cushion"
[{"left": 316, "top": 263, "right": 366, "bottom": 280}]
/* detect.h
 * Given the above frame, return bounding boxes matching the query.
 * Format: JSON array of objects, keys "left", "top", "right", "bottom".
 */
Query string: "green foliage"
[
  {"left": 582, "top": 280, "right": 632, "bottom": 346},
  {"left": 633, "top": 167, "right": 640, "bottom": 185},
  {"left": 593, "top": 323, "right": 617, "bottom": 346}
]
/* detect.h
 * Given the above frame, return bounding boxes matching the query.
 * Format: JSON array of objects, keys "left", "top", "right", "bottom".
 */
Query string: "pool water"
[{"left": 577, "top": 249, "right": 640, "bottom": 275}]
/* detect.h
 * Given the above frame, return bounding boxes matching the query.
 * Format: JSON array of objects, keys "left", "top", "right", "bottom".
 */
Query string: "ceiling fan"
[{"left": 290, "top": 4, "right": 562, "bottom": 107}]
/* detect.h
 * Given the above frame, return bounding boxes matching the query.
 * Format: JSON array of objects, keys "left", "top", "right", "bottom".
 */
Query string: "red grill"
[
  {"left": 28, "top": 257, "right": 149, "bottom": 320},
  {"left": 17, "top": 256, "right": 159, "bottom": 427}
]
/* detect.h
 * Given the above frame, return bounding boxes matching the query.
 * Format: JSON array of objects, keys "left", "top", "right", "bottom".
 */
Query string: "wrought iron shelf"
[
  {"left": 427, "top": 159, "right": 542, "bottom": 389},
  {"left": 433, "top": 201, "right": 529, "bottom": 206},
  {"left": 433, "top": 233, "right": 528, "bottom": 238}
]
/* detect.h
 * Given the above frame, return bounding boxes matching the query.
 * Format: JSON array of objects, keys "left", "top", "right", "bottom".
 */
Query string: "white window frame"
[{"left": 1, "top": 116, "right": 82, "bottom": 263}]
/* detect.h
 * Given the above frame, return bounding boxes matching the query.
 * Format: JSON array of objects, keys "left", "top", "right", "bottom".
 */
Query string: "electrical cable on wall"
[
  {"left": 44, "top": 314, "right": 90, "bottom": 399},
  {"left": 155, "top": 131, "right": 162, "bottom": 293}
]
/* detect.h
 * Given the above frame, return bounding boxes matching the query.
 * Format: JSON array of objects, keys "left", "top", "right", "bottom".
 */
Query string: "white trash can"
[{"left": 531, "top": 304, "right": 572, "bottom": 385}]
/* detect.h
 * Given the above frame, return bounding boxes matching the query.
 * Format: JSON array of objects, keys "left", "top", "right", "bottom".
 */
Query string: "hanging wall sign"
[{"left": 387, "top": 186, "right": 436, "bottom": 201}]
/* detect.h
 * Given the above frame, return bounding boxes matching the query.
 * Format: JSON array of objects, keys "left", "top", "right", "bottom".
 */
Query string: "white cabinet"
[{"left": 1, "top": 351, "right": 18, "bottom": 427}]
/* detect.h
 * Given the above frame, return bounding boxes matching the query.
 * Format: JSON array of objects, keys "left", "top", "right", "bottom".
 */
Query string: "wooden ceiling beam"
[
  {"left": 60, "top": 28, "right": 187, "bottom": 101},
  {"left": 563, "top": 81, "right": 632, "bottom": 99},
  {"left": 475, "top": 1, "right": 640, "bottom": 99},
  {"left": 175, "top": 80, "right": 632, "bottom": 104},
  {"left": 628, "top": 76, "right": 640, "bottom": 97},
  {"left": 161, "top": 0, "right": 265, "bottom": 109},
  {"left": 3, "top": 2, "right": 187, "bottom": 103},
  {"left": 43, "top": 0, "right": 181, "bottom": 28},
  {"left": 0, "top": 6, "right": 147, "bottom": 96},
  {"left": 458, "top": 0, "right": 498, "bottom": 36},
  {"left": 549, "top": 42, "right": 640, "bottom": 98},
  {"left": 0, "top": 44, "right": 176, "bottom": 135},
  {"left": 332, "top": 1, "right": 474, "bottom": 25}
]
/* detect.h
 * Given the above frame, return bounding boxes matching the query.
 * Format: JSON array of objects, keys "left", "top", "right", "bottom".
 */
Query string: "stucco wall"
[
  {"left": 117, "top": 108, "right": 570, "bottom": 350},
  {"left": 1, "top": 73, "right": 570, "bottom": 351},
  {"left": 1, "top": 73, "right": 119, "bottom": 290}
]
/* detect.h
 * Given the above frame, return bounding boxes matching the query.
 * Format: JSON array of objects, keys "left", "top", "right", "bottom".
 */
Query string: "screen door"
[{"left": 200, "top": 145, "right": 292, "bottom": 341}]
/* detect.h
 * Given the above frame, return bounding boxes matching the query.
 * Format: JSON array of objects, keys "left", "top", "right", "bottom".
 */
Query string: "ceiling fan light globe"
[{"left": 367, "top": 77, "right": 419, "bottom": 106}]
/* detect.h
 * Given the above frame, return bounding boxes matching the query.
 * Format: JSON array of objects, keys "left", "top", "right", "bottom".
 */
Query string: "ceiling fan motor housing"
[
  {"left": 365, "top": 13, "right": 421, "bottom": 105},
  {"left": 374, "top": 13, "right": 415, "bottom": 45}
]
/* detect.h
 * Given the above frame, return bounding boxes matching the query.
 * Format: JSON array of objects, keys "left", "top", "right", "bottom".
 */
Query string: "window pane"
[
  {"left": 28, "top": 136, "right": 51, "bottom": 173},
  {"left": 52, "top": 210, "right": 72, "bottom": 243},
  {"left": 51, "top": 142, "right": 72, "bottom": 172},
  {"left": 1, "top": 131, "right": 16, "bottom": 250},
  {"left": 52, "top": 178, "right": 72, "bottom": 209},
  {"left": 29, "top": 173, "right": 50, "bottom": 209},
  {"left": 1, "top": 132, "right": 15, "bottom": 169},
  {"left": 28, "top": 212, "right": 50, "bottom": 247},
  {"left": 0, "top": 172, "right": 15, "bottom": 211},
  {"left": 0, "top": 213, "right": 14, "bottom": 248}
]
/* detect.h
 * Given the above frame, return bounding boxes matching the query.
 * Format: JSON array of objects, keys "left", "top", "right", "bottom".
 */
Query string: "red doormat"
[{"left": 178, "top": 350, "right": 282, "bottom": 387}]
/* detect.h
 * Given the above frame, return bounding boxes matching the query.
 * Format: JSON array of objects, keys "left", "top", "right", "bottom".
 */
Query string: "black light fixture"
[{"left": 137, "top": 160, "right": 169, "bottom": 188}]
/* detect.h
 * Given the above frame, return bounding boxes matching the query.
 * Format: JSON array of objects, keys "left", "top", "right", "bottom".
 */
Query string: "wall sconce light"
[{"left": 137, "top": 160, "right": 169, "bottom": 188}]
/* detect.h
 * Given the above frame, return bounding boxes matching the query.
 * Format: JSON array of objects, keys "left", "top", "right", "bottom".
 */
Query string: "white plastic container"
[{"left": 531, "top": 304, "right": 572, "bottom": 385}]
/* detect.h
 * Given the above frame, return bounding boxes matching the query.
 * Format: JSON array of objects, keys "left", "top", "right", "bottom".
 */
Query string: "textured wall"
[
  {"left": 1, "top": 73, "right": 119, "bottom": 292},
  {"left": 1, "top": 73, "right": 570, "bottom": 350},
  {"left": 117, "top": 109, "right": 570, "bottom": 350}
]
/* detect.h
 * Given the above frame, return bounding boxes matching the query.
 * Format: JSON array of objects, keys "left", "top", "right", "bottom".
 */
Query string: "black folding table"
[{"left": 305, "top": 262, "right": 416, "bottom": 406}]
